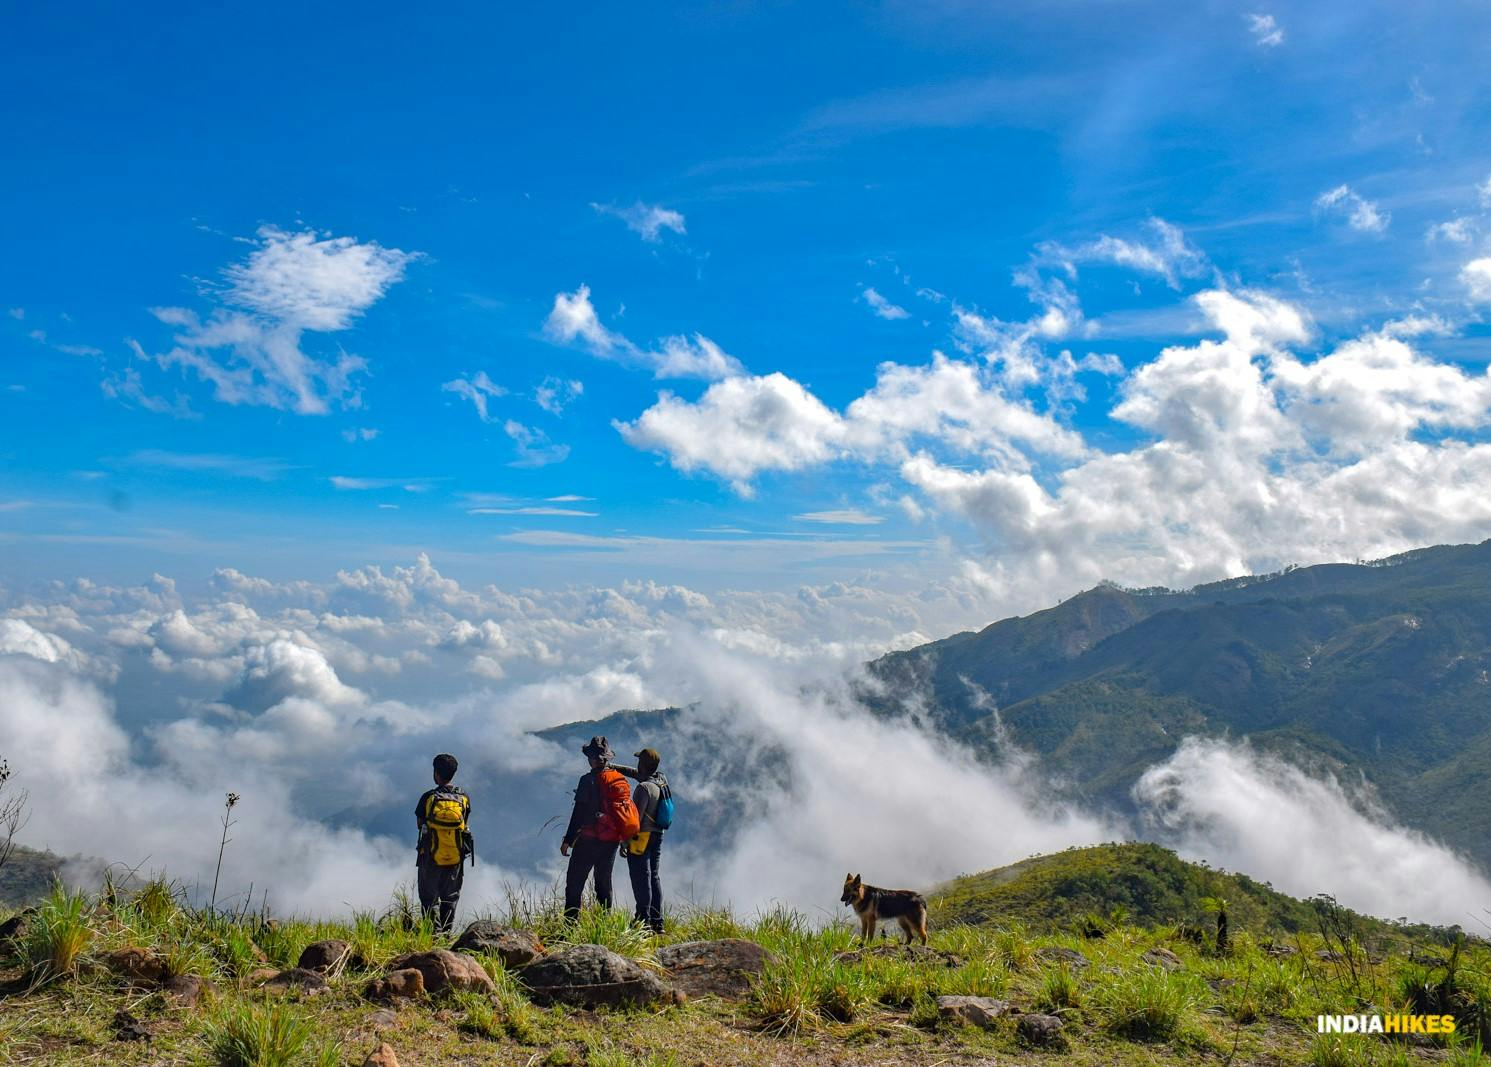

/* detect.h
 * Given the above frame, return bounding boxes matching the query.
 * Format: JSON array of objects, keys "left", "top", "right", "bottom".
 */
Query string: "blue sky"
[{"left": 6, "top": 1, "right": 1491, "bottom": 595}]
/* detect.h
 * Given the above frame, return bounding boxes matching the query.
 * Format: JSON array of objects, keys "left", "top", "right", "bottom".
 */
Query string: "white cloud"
[
  {"left": 504, "top": 420, "right": 570, "bottom": 468},
  {"left": 1426, "top": 217, "right": 1475, "bottom": 244},
  {"left": 123, "top": 449, "right": 291, "bottom": 480},
  {"left": 442, "top": 371, "right": 508, "bottom": 421},
  {"left": 1461, "top": 257, "right": 1491, "bottom": 303},
  {"left": 862, "top": 287, "right": 910, "bottom": 320},
  {"left": 591, "top": 201, "right": 687, "bottom": 243},
  {"left": 1135, "top": 739, "right": 1491, "bottom": 925},
  {"left": 468, "top": 506, "right": 596, "bottom": 517},
  {"left": 135, "top": 227, "right": 415, "bottom": 414},
  {"left": 342, "top": 427, "right": 379, "bottom": 442},
  {"left": 6, "top": 308, "right": 22, "bottom": 320},
  {"left": 543, "top": 286, "right": 744, "bottom": 381},
  {"left": 1315, "top": 184, "right": 1390, "bottom": 234},
  {"left": 1479, "top": 173, "right": 1491, "bottom": 208},
  {"left": 329, "top": 476, "right": 432, "bottom": 491},
  {"left": 1247, "top": 13, "right": 1284, "bottom": 48},
  {"left": 1040, "top": 218, "right": 1209, "bottom": 290},
  {"left": 534, "top": 376, "right": 583, "bottom": 415},
  {"left": 794, "top": 510, "right": 884, "bottom": 525}
]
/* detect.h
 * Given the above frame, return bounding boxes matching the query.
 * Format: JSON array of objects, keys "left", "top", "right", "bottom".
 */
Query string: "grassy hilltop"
[{"left": 1, "top": 845, "right": 1488, "bottom": 1066}]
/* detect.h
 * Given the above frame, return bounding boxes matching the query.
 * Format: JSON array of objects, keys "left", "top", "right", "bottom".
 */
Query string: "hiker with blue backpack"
[{"left": 614, "top": 746, "right": 673, "bottom": 934}]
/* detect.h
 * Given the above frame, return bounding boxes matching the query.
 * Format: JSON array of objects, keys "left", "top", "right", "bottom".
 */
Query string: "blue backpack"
[{"left": 652, "top": 782, "right": 675, "bottom": 831}]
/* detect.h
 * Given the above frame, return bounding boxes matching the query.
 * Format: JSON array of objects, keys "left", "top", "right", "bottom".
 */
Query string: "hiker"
[
  {"left": 414, "top": 752, "right": 472, "bottom": 934},
  {"left": 560, "top": 736, "right": 639, "bottom": 922},
  {"left": 614, "top": 747, "right": 673, "bottom": 934}
]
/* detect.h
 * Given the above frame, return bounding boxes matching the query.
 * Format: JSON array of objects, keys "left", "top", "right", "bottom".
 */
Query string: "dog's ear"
[
  {"left": 852, "top": 874, "right": 862, "bottom": 885},
  {"left": 844, "top": 872, "right": 852, "bottom": 883}
]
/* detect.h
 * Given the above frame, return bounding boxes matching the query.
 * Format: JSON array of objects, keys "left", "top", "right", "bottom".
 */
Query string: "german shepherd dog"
[{"left": 840, "top": 873, "right": 929, "bottom": 945}]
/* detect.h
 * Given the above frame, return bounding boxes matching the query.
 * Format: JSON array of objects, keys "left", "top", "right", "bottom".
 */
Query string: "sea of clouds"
[{"left": 2, "top": 552, "right": 1487, "bottom": 928}]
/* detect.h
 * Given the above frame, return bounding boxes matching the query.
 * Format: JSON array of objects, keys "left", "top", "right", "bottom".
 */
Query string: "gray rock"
[
  {"left": 656, "top": 938, "right": 778, "bottom": 999},
  {"left": 1142, "top": 946, "right": 1183, "bottom": 971},
  {"left": 1017, "top": 1012, "right": 1066, "bottom": 1046},
  {"left": 163, "top": 973, "right": 208, "bottom": 1009},
  {"left": 298, "top": 938, "right": 362, "bottom": 974},
  {"left": 1034, "top": 946, "right": 1090, "bottom": 969},
  {"left": 935, "top": 995, "right": 1016, "bottom": 1028},
  {"left": 518, "top": 943, "right": 677, "bottom": 1009},
  {"left": 263, "top": 967, "right": 330, "bottom": 994},
  {"left": 834, "top": 943, "right": 962, "bottom": 968},
  {"left": 451, "top": 921, "right": 545, "bottom": 968}
]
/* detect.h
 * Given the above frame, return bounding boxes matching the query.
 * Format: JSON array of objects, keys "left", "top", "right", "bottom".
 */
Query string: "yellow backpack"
[{"left": 423, "top": 789, "right": 472, "bottom": 867}]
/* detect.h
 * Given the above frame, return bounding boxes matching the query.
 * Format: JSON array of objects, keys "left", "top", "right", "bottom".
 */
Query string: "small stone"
[
  {"left": 1034, "top": 946, "right": 1090, "bottom": 969},
  {"left": 112, "top": 1009, "right": 154, "bottom": 1042},
  {"left": 362, "top": 1042, "right": 400, "bottom": 1067},
  {"left": 163, "top": 973, "right": 208, "bottom": 1008},
  {"left": 263, "top": 967, "right": 330, "bottom": 994},
  {"left": 102, "top": 946, "right": 168, "bottom": 984},
  {"left": 935, "top": 995, "right": 1016, "bottom": 1028},
  {"left": 1142, "top": 947, "right": 1183, "bottom": 971},
  {"left": 368, "top": 1007, "right": 398, "bottom": 1028},
  {"left": 246, "top": 966, "right": 281, "bottom": 985},
  {"left": 365, "top": 968, "right": 425, "bottom": 1002},
  {"left": 298, "top": 938, "right": 362, "bottom": 974},
  {"left": 1017, "top": 1012, "right": 1066, "bottom": 1046}
]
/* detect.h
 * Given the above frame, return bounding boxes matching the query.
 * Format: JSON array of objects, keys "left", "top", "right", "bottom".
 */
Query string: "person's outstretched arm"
[{"left": 610, "top": 763, "right": 639, "bottom": 780}]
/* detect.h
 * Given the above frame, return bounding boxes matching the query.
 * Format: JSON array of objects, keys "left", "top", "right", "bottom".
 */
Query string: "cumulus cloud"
[
  {"left": 1247, "top": 13, "right": 1284, "bottom": 48},
  {"left": 130, "top": 226, "right": 416, "bottom": 414},
  {"left": 591, "top": 201, "right": 687, "bottom": 243},
  {"left": 1315, "top": 184, "right": 1390, "bottom": 234},
  {"left": 862, "top": 287, "right": 910, "bottom": 320},
  {"left": 1462, "top": 258, "right": 1491, "bottom": 303},
  {"left": 1135, "top": 739, "right": 1491, "bottom": 925},
  {"left": 543, "top": 285, "right": 744, "bottom": 380}
]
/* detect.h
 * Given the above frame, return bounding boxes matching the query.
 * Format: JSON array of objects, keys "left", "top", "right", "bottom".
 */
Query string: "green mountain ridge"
[{"left": 864, "top": 539, "right": 1491, "bottom": 863}]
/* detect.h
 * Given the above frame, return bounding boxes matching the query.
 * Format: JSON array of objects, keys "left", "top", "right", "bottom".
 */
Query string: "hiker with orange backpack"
[
  {"left": 415, "top": 752, "right": 473, "bottom": 934},
  {"left": 560, "top": 736, "right": 639, "bottom": 923}
]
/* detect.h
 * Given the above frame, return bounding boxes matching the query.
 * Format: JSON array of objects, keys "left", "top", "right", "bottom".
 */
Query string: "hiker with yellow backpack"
[
  {"left": 560, "top": 736, "right": 639, "bottom": 923},
  {"left": 415, "top": 752, "right": 473, "bottom": 934}
]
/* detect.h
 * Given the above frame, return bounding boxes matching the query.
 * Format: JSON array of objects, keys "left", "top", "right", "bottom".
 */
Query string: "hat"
[
  {"left": 581, "top": 735, "right": 614, "bottom": 761},
  {"left": 635, "top": 747, "right": 660, "bottom": 767}
]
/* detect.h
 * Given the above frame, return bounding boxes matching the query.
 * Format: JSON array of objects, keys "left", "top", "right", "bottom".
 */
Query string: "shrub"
[
  {"left": 201, "top": 1000, "right": 313, "bottom": 1067},
  {"left": 1309, "top": 1032, "right": 1376, "bottom": 1067},
  {"left": 1095, "top": 964, "right": 1201, "bottom": 1041},
  {"left": 994, "top": 925, "right": 1033, "bottom": 971},
  {"left": 671, "top": 905, "right": 741, "bottom": 942},
  {"left": 557, "top": 905, "right": 655, "bottom": 960},
  {"left": 752, "top": 953, "right": 832, "bottom": 1036},
  {"left": 22, "top": 884, "right": 94, "bottom": 983},
  {"left": 1034, "top": 963, "right": 1081, "bottom": 1013},
  {"left": 937, "top": 956, "right": 1007, "bottom": 998}
]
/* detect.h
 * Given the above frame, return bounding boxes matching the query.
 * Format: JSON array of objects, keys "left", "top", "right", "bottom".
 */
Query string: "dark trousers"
[
  {"left": 626, "top": 833, "right": 663, "bottom": 932},
  {"left": 417, "top": 859, "right": 463, "bottom": 934},
  {"left": 564, "top": 835, "right": 616, "bottom": 921}
]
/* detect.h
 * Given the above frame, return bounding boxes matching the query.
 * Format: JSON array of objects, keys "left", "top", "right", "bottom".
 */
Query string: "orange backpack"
[{"left": 593, "top": 769, "right": 641, "bottom": 843}]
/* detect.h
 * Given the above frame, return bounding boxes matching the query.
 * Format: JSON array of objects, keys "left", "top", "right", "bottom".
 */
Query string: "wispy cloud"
[
  {"left": 590, "top": 201, "right": 687, "bottom": 243},
  {"left": 534, "top": 376, "right": 583, "bottom": 415},
  {"left": 794, "top": 509, "right": 884, "bottom": 526},
  {"left": 1315, "top": 184, "right": 1390, "bottom": 233},
  {"left": 543, "top": 285, "right": 744, "bottom": 381},
  {"left": 328, "top": 476, "right": 433, "bottom": 491},
  {"left": 123, "top": 450, "right": 293, "bottom": 480},
  {"left": 861, "top": 287, "right": 910, "bottom": 320},
  {"left": 1247, "top": 13, "right": 1284, "bottom": 48},
  {"left": 441, "top": 371, "right": 507, "bottom": 421},
  {"left": 504, "top": 421, "right": 570, "bottom": 468},
  {"left": 468, "top": 506, "right": 597, "bottom": 517},
  {"left": 341, "top": 427, "right": 379, "bottom": 442}
]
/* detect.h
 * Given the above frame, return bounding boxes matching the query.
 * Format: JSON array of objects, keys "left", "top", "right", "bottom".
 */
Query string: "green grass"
[
  {"left": 200, "top": 1000, "right": 314, "bottom": 1066},
  {"left": 21, "top": 883, "right": 94, "bottom": 984}
]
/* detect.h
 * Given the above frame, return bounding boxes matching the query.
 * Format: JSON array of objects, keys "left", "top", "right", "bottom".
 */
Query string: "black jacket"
[{"left": 562, "top": 769, "right": 604, "bottom": 847}]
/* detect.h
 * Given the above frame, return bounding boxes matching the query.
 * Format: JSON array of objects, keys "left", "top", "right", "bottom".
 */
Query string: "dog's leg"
[
  {"left": 917, "top": 911, "right": 929, "bottom": 946},
  {"left": 898, "top": 916, "right": 914, "bottom": 945}
]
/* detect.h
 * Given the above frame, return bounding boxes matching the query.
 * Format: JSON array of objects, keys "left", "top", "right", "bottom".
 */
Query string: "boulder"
[
  {"left": 102, "top": 947, "right": 168, "bottom": 984},
  {"left": 935, "top": 995, "right": 1016, "bottom": 1028},
  {"left": 365, "top": 968, "right": 425, "bottom": 1002},
  {"left": 452, "top": 921, "right": 545, "bottom": 968},
  {"left": 385, "top": 949, "right": 493, "bottom": 995},
  {"left": 834, "top": 943, "right": 962, "bottom": 968},
  {"left": 163, "top": 973, "right": 208, "bottom": 1009},
  {"left": 298, "top": 938, "right": 361, "bottom": 974},
  {"left": 656, "top": 938, "right": 778, "bottom": 999},
  {"left": 518, "top": 944, "right": 677, "bottom": 1009},
  {"left": 1142, "top": 947, "right": 1183, "bottom": 971},
  {"left": 362, "top": 1042, "right": 400, "bottom": 1067},
  {"left": 262, "top": 967, "right": 330, "bottom": 994},
  {"left": 1034, "top": 946, "right": 1089, "bottom": 969},
  {"left": 1017, "top": 1012, "right": 1066, "bottom": 1047}
]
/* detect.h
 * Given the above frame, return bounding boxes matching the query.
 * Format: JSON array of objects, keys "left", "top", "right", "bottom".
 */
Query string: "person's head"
[
  {"left": 433, "top": 752, "right": 458, "bottom": 785},
  {"left": 581, "top": 735, "right": 613, "bottom": 770},
  {"left": 635, "top": 748, "right": 660, "bottom": 777}
]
